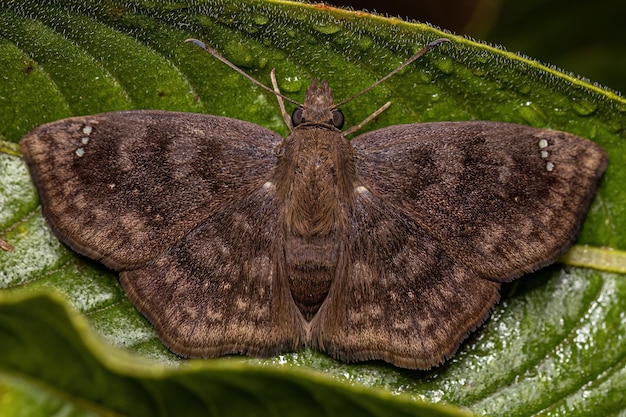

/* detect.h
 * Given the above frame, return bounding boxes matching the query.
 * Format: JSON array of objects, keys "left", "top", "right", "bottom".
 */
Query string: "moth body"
[{"left": 276, "top": 81, "right": 356, "bottom": 320}]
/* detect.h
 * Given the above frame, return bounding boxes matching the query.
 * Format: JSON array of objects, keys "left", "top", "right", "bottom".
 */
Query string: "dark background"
[{"left": 327, "top": 0, "right": 626, "bottom": 94}]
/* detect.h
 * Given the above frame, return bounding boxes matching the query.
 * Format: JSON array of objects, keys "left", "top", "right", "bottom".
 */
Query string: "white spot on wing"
[
  {"left": 355, "top": 185, "right": 369, "bottom": 194},
  {"left": 538, "top": 138, "right": 553, "bottom": 170},
  {"left": 75, "top": 148, "right": 85, "bottom": 157},
  {"left": 81, "top": 137, "right": 90, "bottom": 145},
  {"left": 82, "top": 125, "right": 92, "bottom": 135},
  {"left": 262, "top": 181, "right": 275, "bottom": 190}
]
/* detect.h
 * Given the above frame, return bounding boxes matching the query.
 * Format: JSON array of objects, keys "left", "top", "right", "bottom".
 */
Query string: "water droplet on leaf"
[
  {"left": 435, "top": 58, "right": 454, "bottom": 75},
  {"left": 571, "top": 99, "right": 597, "bottom": 116},
  {"left": 312, "top": 22, "right": 342, "bottom": 35},
  {"left": 279, "top": 76, "right": 304, "bottom": 93},
  {"left": 223, "top": 43, "right": 266, "bottom": 69},
  {"left": 518, "top": 101, "right": 547, "bottom": 126},
  {"left": 357, "top": 36, "right": 373, "bottom": 51},
  {"left": 472, "top": 67, "right": 486, "bottom": 77},
  {"left": 253, "top": 14, "right": 269, "bottom": 25}
]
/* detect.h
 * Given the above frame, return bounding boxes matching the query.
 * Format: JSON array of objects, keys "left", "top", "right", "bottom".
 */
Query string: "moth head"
[{"left": 292, "top": 79, "right": 344, "bottom": 130}]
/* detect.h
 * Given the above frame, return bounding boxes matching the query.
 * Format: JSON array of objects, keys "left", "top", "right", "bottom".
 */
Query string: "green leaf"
[
  {"left": 0, "top": 291, "right": 470, "bottom": 417},
  {"left": 1, "top": 0, "right": 625, "bottom": 416}
]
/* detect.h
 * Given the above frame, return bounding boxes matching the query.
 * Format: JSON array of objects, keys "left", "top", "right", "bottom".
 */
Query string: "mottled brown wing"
[
  {"left": 309, "top": 191, "right": 502, "bottom": 369},
  {"left": 119, "top": 184, "right": 306, "bottom": 358},
  {"left": 20, "top": 110, "right": 282, "bottom": 270},
  {"left": 21, "top": 110, "right": 306, "bottom": 356},
  {"left": 351, "top": 121, "right": 607, "bottom": 279},
  {"left": 310, "top": 121, "right": 606, "bottom": 369}
]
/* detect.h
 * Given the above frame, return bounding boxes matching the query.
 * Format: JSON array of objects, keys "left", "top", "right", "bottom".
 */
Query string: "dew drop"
[
  {"left": 435, "top": 58, "right": 454, "bottom": 75},
  {"left": 312, "top": 21, "right": 342, "bottom": 35},
  {"left": 472, "top": 67, "right": 486, "bottom": 77},
  {"left": 571, "top": 99, "right": 597, "bottom": 116},
  {"left": 476, "top": 54, "right": 489, "bottom": 65},
  {"left": 257, "top": 57, "right": 268, "bottom": 69},
  {"left": 253, "top": 14, "right": 269, "bottom": 25},
  {"left": 517, "top": 102, "right": 547, "bottom": 126},
  {"left": 243, "top": 24, "right": 259, "bottom": 35},
  {"left": 357, "top": 36, "right": 373, "bottom": 51},
  {"left": 223, "top": 42, "right": 256, "bottom": 68},
  {"left": 418, "top": 72, "right": 433, "bottom": 84},
  {"left": 279, "top": 76, "right": 303, "bottom": 93}
]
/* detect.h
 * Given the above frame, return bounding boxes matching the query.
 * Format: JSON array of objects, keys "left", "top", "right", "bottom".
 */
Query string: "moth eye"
[
  {"left": 291, "top": 108, "right": 304, "bottom": 126},
  {"left": 331, "top": 109, "right": 344, "bottom": 129}
]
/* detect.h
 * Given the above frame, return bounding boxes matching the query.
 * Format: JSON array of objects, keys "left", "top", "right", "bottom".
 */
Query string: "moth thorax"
[{"left": 284, "top": 137, "right": 346, "bottom": 237}]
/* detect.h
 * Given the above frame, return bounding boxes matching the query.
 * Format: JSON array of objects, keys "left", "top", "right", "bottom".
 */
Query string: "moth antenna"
[
  {"left": 334, "top": 38, "right": 450, "bottom": 108},
  {"left": 271, "top": 68, "right": 294, "bottom": 130},
  {"left": 186, "top": 38, "right": 302, "bottom": 108},
  {"left": 343, "top": 101, "right": 392, "bottom": 136}
]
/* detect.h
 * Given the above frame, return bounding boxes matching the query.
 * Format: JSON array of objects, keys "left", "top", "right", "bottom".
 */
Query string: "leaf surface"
[{"left": 1, "top": 0, "right": 626, "bottom": 416}]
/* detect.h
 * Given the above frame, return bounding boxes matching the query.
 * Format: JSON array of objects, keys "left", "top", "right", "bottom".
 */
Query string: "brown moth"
[{"left": 20, "top": 39, "right": 607, "bottom": 369}]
